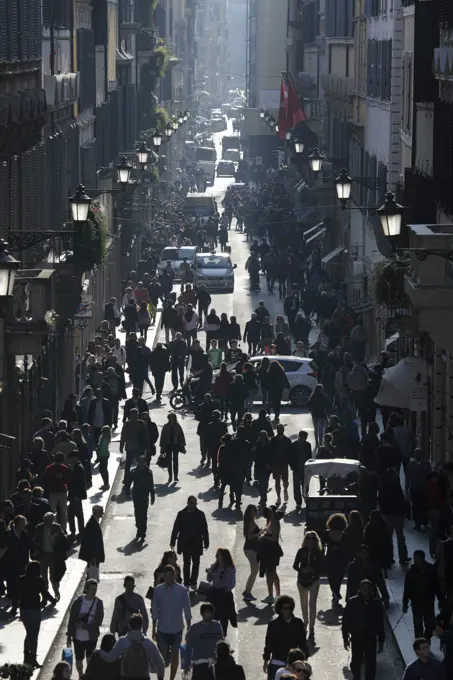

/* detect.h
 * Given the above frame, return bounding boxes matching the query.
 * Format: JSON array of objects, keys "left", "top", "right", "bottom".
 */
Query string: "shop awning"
[
  {"left": 374, "top": 356, "right": 429, "bottom": 412},
  {"left": 303, "top": 221, "right": 323, "bottom": 238},
  {"left": 322, "top": 245, "right": 345, "bottom": 264},
  {"left": 385, "top": 331, "right": 400, "bottom": 350},
  {"left": 306, "top": 227, "right": 326, "bottom": 244}
]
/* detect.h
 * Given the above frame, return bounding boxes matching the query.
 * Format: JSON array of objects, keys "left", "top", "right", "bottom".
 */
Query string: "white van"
[
  {"left": 193, "top": 252, "right": 237, "bottom": 293},
  {"left": 195, "top": 146, "right": 216, "bottom": 185},
  {"left": 158, "top": 246, "right": 197, "bottom": 281}
]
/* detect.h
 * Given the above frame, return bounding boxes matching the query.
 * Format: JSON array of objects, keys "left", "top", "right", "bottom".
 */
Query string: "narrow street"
[{"left": 40, "top": 141, "right": 405, "bottom": 680}]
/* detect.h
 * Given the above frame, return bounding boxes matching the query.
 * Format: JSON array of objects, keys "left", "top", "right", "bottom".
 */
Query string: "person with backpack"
[
  {"left": 110, "top": 575, "right": 149, "bottom": 637},
  {"left": 67, "top": 579, "right": 105, "bottom": 680},
  {"left": 105, "top": 612, "right": 165, "bottom": 680}
]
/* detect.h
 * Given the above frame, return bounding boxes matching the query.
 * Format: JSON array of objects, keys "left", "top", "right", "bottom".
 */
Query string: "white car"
[{"left": 249, "top": 355, "right": 318, "bottom": 407}]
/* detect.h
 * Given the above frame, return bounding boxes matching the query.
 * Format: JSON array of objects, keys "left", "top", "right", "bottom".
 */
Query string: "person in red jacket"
[
  {"left": 213, "top": 363, "right": 233, "bottom": 421},
  {"left": 42, "top": 452, "right": 70, "bottom": 532}
]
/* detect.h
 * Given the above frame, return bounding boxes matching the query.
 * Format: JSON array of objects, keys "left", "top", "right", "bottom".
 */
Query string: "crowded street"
[{"left": 31, "top": 129, "right": 407, "bottom": 680}]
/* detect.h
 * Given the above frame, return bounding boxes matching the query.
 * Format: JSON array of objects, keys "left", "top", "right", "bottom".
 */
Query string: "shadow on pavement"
[
  {"left": 236, "top": 603, "right": 273, "bottom": 626},
  {"left": 211, "top": 507, "right": 242, "bottom": 524},
  {"left": 155, "top": 483, "right": 180, "bottom": 497},
  {"left": 317, "top": 607, "right": 343, "bottom": 626},
  {"left": 117, "top": 538, "right": 149, "bottom": 555}
]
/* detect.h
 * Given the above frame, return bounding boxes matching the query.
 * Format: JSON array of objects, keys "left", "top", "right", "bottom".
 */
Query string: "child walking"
[{"left": 96, "top": 425, "right": 111, "bottom": 490}]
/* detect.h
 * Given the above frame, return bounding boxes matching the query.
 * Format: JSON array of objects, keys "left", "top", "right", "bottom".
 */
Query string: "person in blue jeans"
[{"left": 20, "top": 560, "right": 57, "bottom": 667}]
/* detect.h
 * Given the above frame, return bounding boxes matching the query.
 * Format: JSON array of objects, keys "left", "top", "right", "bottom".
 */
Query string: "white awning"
[
  {"left": 303, "top": 221, "right": 324, "bottom": 238},
  {"left": 306, "top": 227, "right": 326, "bottom": 244},
  {"left": 322, "top": 245, "right": 345, "bottom": 264},
  {"left": 374, "top": 356, "right": 429, "bottom": 412},
  {"left": 385, "top": 332, "right": 400, "bottom": 349}
]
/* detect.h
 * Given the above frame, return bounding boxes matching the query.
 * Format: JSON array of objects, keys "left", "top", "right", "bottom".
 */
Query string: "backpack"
[{"left": 122, "top": 638, "right": 149, "bottom": 678}]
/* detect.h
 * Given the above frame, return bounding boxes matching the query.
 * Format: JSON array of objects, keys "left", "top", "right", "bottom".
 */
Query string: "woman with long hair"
[
  {"left": 345, "top": 509, "right": 364, "bottom": 562},
  {"left": 293, "top": 531, "right": 324, "bottom": 642},
  {"left": 207, "top": 640, "right": 245, "bottom": 680},
  {"left": 154, "top": 549, "right": 182, "bottom": 585},
  {"left": 267, "top": 360, "right": 290, "bottom": 423},
  {"left": 206, "top": 548, "right": 237, "bottom": 635},
  {"left": 275, "top": 332, "right": 291, "bottom": 356},
  {"left": 363, "top": 509, "right": 393, "bottom": 575},
  {"left": 323, "top": 513, "right": 349, "bottom": 607},
  {"left": 20, "top": 560, "right": 56, "bottom": 666},
  {"left": 258, "top": 506, "right": 283, "bottom": 604},
  {"left": 51, "top": 662, "right": 71, "bottom": 680},
  {"left": 308, "top": 384, "right": 329, "bottom": 448},
  {"left": 5, "top": 514, "right": 29, "bottom": 617},
  {"left": 243, "top": 504, "right": 261, "bottom": 601}
]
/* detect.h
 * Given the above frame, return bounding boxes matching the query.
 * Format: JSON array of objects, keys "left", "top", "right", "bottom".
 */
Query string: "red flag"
[{"left": 277, "top": 73, "right": 305, "bottom": 140}]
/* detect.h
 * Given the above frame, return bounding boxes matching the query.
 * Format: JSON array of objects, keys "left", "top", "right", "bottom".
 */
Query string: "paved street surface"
[{"left": 38, "top": 155, "right": 406, "bottom": 680}]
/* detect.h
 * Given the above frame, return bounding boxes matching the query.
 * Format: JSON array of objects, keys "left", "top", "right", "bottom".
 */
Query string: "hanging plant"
[
  {"left": 372, "top": 258, "right": 410, "bottom": 307},
  {"left": 72, "top": 203, "right": 108, "bottom": 270},
  {"left": 149, "top": 42, "right": 171, "bottom": 77}
]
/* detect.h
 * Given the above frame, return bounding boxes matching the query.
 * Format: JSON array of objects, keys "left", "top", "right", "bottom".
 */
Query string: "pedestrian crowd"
[{"left": 1, "top": 173, "right": 451, "bottom": 680}]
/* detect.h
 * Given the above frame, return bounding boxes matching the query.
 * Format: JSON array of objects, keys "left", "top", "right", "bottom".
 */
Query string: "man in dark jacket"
[
  {"left": 170, "top": 496, "right": 209, "bottom": 589},
  {"left": 123, "top": 388, "right": 148, "bottom": 423},
  {"left": 149, "top": 343, "right": 170, "bottom": 400},
  {"left": 346, "top": 544, "right": 390, "bottom": 605},
  {"left": 169, "top": 332, "right": 188, "bottom": 390},
  {"left": 229, "top": 427, "right": 252, "bottom": 507},
  {"left": 251, "top": 409, "right": 274, "bottom": 444},
  {"left": 289, "top": 430, "right": 312, "bottom": 511},
  {"left": 130, "top": 456, "right": 155, "bottom": 541},
  {"left": 243, "top": 314, "right": 261, "bottom": 356},
  {"left": 67, "top": 451, "right": 87, "bottom": 539},
  {"left": 203, "top": 411, "right": 228, "bottom": 487},
  {"left": 79, "top": 505, "right": 105, "bottom": 581},
  {"left": 33, "top": 511, "right": 68, "bottom": 599},
  {"left": 263, "top": 595, "right": 308, "bottom": 677},
  {"left": 195, "top": 394, "right": 216, "bottom": 465},
  {"left": 87, "top": 388, "right": 113, "bottom": 444},
  {"left": 269, "top": 424, "right": 292, "bottom": 505},
  {"left": 342, "top": 579, "right": 385, "bottom": 680},
  {"left": 403, "top": 550, "right": 442, "bottom": 639}
]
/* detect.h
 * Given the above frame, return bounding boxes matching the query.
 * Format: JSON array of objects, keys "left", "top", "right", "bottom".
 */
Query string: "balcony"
[
  {"left": 43, "top": 73, "right": 79, "bottom": 109},
  {"left": 404, "top": 224, "right": 453, "bottom": 349},
  {"left": 321, "top": 73, "right": 353, "bottom": 99},
  {"left": 433, "top": 48, "right": 453, "bottom": 82}
]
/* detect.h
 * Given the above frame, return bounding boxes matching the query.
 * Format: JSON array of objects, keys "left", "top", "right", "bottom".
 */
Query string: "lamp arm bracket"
[
  {"left": 397, "top": 249, "right": 453, "bottom": 262},
  {"left": 7, "top": 231, "right": 76, "bottom": 252}
]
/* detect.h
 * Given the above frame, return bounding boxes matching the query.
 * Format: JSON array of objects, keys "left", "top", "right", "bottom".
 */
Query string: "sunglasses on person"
[{"left": 292, "top": 666, "right": 305, "bottom": 674}]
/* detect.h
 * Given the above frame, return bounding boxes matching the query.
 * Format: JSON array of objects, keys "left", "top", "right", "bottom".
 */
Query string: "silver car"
[{"left": 193, "top": 252, "right": 237, "bottom": 292}]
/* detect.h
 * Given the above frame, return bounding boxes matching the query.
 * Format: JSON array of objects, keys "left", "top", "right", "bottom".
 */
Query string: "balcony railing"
[
  {"left": 321, "top": 73, "right": 354, "bottom": 98},
  {"left": 433, "top": 48, "right": 453, "bottom": 81}
]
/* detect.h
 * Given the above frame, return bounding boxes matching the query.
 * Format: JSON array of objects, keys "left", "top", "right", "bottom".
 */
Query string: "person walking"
[
  {"left": 259, "top": 506, "right": 284, "bottom": 605},
  {"left": 293, "top": 531, "right": 324, "bottom": 642},
  {"left": 120, "top": 409, "right": 150, "bottom": 493},
  {"left": 378, "top": 467, "right": 409, "bottom": 564},
  {"left": 20, "top": 560, "right": 57, "bottom": 667},
  {"left": 183, "top": 602, "right": 224, "bottom": 680},
  {"left": 130, "top": 455, "right": 155, "bottom": 541},
  {"left": 87, "top": 388, "right": 113, "bottom": 444},
  {"left": 67, "top": 451, "right": 87, "bottom": 540},
  {"left": 110, "top": 575, "right": 149, "bottom": 637},
  {"left": 83, "top": 633, "right": 118, "bottom": 680},
  {"left": 269, "top": 424, "right": 292, "bottom": 506},
  {"left": 242, "top": 504, "right": 261, "bottom": 602},
  {"left": 263, "top": 595, "right": 308, "bottom": 680},
  {"left": 342, "top": 579, "right": 385, "bottom": 680},
  {"left": 169, "top": 332, "right": 188, "bottom": 391},
  {"left": 323, "top": 512, "right": 349, "bottom": 607},
  {"left": 32, "top": 511, "right": 68, "bottom": 600},
  {"left": 244, "top": 313, "right": 261, "bottom": 356},
  {"left": 203, "top": 410, "right": 228, "bottom": 487},
  {"left": 152, "top": 565, "right": 191, "bottom": 680},
  {"left": 208, "top": 641, "right": 246, "bottom": 680},
  {"left": 254, "top": 430, "right": 273, "bottom": 510},
  {"left": 405, "top": 449, "right": 431, "bottom": 531},
  {"left": 79, "top": 505, "right": 104, "bottom": 581},
  {"left": 363, "top": 509, "right": 394, "bottom": 576},
  {"left": 206, "top": 548, "right": 237, "bottom": 636},
  {"left": 289, "top": 431, "right": 312, "bottom": 512},
  {"left": 4, "top": 515, "right": 30, "bottom": 617},
  {"left": 402, "top": 638, "right": 447, "bottom": 680},
  {"left": 402, "top": 550, "right": 442, "bottom": 640},
  {"left": 42, "top": 452, "right": 70, "bottom": 532},
  {"left": 96, "top": 425, "right": 111, "bottom": 490},
  {"left": 159, "top": 412, "right": 186, "bottom": 484},
  {"left": 229, "top": 374, "right": 248, "bottom": 431},
  {"left": 267, "top": 361, "right": 290, "bottom": 423},
  {"left": 345, "top": 544, "right": 390, "bottom": 604},
  {"left": 149, "top": 342, "right": 170, "bottom": 402},
  {"left": 67, "top": 579, "right": 104, "bottom": 680},
  {"left": 105, "top": 612, "right": 165, "bottom": 680},
  {"left": 170, "top": 496, "right": 209, "bottom": 590},
  {"left": 308, "top": 385, "right": 329, "bottom": 448}
]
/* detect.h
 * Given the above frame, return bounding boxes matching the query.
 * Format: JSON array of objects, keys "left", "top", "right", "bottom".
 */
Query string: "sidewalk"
[
  {"left": 0, "top": 312, "right": 162, "bottom": 670},
  {"left": 385, "top": 522, "right": 443, "bottom": 665}
]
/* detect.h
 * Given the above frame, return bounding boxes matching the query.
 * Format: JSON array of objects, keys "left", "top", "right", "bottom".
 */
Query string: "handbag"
[
  {"left": 197, "top": 580, "right": 211, "bottom": 597},
  {"left": 156, "top": 453, "right": 168, "bottom": 468}
]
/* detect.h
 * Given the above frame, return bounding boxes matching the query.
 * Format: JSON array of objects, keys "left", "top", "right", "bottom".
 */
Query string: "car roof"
[
  {"left": 250, "top": 355, "right": 311, "bottom": 363},
  {"left": 162, "top": 246, "right": 197, "bottom": 254},
  {"left": 196, "top": 252, "right": 230, "bottom": 258}
]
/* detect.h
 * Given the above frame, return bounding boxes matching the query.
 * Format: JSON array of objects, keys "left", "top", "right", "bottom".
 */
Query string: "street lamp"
[
  {"left": 264, "top": 110, "right": 270, "bottom": 123},
  {"left": 0, "top": 240, "right": 20, "bottom": 297},
  {"left": 165, "top": 122, "right": 173, "bottom": 138},
  {"left": 309, "top": 147, "right": 324, "bottom": 173},
  {"left": 137, "top": 142, "right": 150, "bottom": 166},
  {"left": 285, "top": 131, "right": 292, "bottom": 141},
  {"left": 69, "top": 185, "right": 92, "bottom": 223},
  {"left": 183, "top": 110, "right": 190, "bottom": 121},
  {"left": 178, "top": 111, "right": 184, "bottom": 125},
  {"left": 116, "top": 156, "right": 133, "bottom": 186},
  {"left": 294, "top": 139, "right": 304, "bottom": 155},
  {"left": 173, "top": 118, "right": 179, "bottom": 131},
  {"left": 268, "top": 117, "right": 276, "bottom": 129},
  {"left": 335, "top": 168, "right": 353, "bottom": 209},
  {"left": 377, "top": 192, "right": 404, "bottom": 238},
  {"left": 260, "top": 109, "right": 265, "bottom": 119},
  {"left": 275, "top": 123, "right": 279, "bottom": 133},
  {"left": 153, "top": 129, "right": 163, "bottom": 148}
]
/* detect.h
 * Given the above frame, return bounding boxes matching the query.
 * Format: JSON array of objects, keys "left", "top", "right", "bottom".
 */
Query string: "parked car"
[{"left": 193, "top": 252, "right": 237, "bottom": 292}]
